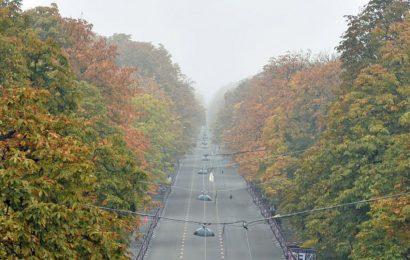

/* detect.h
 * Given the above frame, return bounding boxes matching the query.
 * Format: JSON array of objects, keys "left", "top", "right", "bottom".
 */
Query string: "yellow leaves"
[
  {"left": 47, "top": 131, "right": 60, "bottom": 139},
  {"left": 373, "top": 196, "right": 409, "bottom": 219},
  {"left": 233, "top": 101, "right": 243, "bottom": 110},
  {"left": 397, "top": 83, "right": 410, "bottom": 97},
  {"left": 380, "top": 16, "right": 410, "bottom": 69},
  {"left": 399, "top": 112, "right": 410, "bottom": 127},
  {"left": 263, "top": 186, "right": 277, "bottom": 197},
  {"left": 301, "top": 238, "right": 318, "bottom": 248},
  {"left": 0, "top": 4, "right": 159, "bottom": 257},
  {"left": 355, "top": 65, "right": 399, "bottom": 94},
  {"left": 347, "top": 98, "right": 371, "bottom": 119},
  {"left": 369, "top": 123, "right": 389, "bottom": 135},
  {"left": 375, "top": 93, "right": 396, "bottom": 108}
]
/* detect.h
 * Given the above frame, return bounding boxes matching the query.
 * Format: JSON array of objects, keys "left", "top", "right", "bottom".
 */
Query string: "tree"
[
  {"left": 107, "top": 33, "right": 205, "bottom": 151},
  {"left": 0, "top": 2, "right": 135, "bottom": 257},
  {"left": 212, "top": 1, "right": 409, "bottom": 258},
  {"left": 286, "top": 2, "right": 409, "bottom": 258},
  {"left": 337, "top": 0, "right": 409, "bottom": 83},
  {"left": 133, "top": 93, "right": 183, "bottom": 179}
]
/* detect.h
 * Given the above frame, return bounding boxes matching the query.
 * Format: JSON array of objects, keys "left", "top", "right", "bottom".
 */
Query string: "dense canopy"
[
  {"left": 212, "top": 0, "right": 409, "bottom": 258},
  {"left": 0, "top": 0, "right": 408, "bottom": 258},
  {"left": 0, "top": 0, "right": 204, "bottom": 257}
]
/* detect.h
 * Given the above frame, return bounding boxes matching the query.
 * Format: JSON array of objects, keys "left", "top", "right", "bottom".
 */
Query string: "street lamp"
[
  {"left": 197, "top": 193, "right": 212, "bottom": 201},
  {"left": 194, "top": 225, "right": 215, "bottom": 237}
]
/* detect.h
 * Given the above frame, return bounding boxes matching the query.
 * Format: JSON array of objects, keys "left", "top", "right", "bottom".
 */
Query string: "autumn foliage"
[
  {"left": 213, "top": 0, "right": 409, "bottom": 258},
  {"left": 0, "top": 0, "right": 203, "bottom": 258}
]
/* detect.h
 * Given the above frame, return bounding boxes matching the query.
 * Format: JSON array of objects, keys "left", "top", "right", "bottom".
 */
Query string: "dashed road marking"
[
  {"left": 212, "top": 145, "right": 225, "bottom": 260},
  {"left": 178, "top": 155, "right": 197, "bottom": 259}
]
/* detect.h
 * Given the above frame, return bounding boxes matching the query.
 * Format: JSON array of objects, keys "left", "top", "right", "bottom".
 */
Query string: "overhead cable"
[{"left": 87, "top": 191, "right": 409, "bottom": 226}]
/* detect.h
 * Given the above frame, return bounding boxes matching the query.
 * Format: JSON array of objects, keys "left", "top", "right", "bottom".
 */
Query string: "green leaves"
[
  {"left": 1, "top": 2, "right": 203, "bottom": 257},
  {"left": 0, "top": 86, "right": 128, "bottom": 258},
  {"left": 213, "top": 1, "right": 409, "bottom": 259},
  {"left": 107, "top": 33, "right": 205, "bottom": 153},
  {"left": 287, "top": 3, "right": 409, "bottom": 259},
  {"left": 0, "top": 3, "right": 150, "bottom": 258}
]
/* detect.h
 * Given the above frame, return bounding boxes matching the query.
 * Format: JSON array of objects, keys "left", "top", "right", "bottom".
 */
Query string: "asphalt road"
[{"left": 145, "top": 131, "right": 283, "bottom": 260}]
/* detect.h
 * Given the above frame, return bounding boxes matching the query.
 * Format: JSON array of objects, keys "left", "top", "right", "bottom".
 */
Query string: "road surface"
[{"left": 145, "top": 130, "right": 283, "bottom": 260}]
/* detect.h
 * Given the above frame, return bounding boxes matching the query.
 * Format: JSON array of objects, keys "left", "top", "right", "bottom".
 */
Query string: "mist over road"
[{"left": 145, "top": 130, "right": 283, "bottom": 260}]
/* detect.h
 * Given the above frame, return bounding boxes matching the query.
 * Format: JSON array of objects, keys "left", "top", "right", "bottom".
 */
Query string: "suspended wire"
[
  {"left": 215, "top": 148, "right": 266, "bottom": 156},
  {"left": 86, "top": 191, "right": 409, "bottom": 226},
  {"left": 214, "top": 148, "right": 311, "bottom": 170},
  {"left": 136, "top": 162, "right": 301, "bottom": 193},
  {"left": 177, "top": 147, "right": 316, "bottom": 190},
  {"left": 181, "top": 147, "right": 311, "bottom": 169},
  {"left": 87, "top": 205, "right": 201, "bottom": 225},
  {"left": 182, "top": 146, "right": 309, "bottom": 158},
  {"left": 205, "top": 124, "right": 369, "bottom": 160},
  {"left": 135, "top": 176, "right": 270, "bottom": 193},
  {"left": 126, "top": 137, "right": 409, "bottom": 235},
  {"left": 247, "top": 191, "right": 410, "bottom": 226},
  {"left": 140, "top": 143, "right": 391, "bottom": 195},
  {"left": 211, "top": 125, "right": 357, "bottom": 148}
]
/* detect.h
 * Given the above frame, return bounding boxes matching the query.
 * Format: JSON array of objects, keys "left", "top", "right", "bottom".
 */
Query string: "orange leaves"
[
  {"left": 371, "top": 196, "right": 409, "bottom": 220},
  {"left": 1, "top": 4, "right": 164, "bottom": 257},
  {"left": 121, "top": 126, "right": 149, "bottom": 167},
  {"left": 58, "top": 18, "right": 150, "bottom": 157},
  {"left": 218, "top": 53, "right": 340, "bottom": 181}
]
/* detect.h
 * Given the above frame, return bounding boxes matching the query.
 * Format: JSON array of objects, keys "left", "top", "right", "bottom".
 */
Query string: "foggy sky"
[{"left": 23, "top": 0, "right": 369, "bottom": 104}]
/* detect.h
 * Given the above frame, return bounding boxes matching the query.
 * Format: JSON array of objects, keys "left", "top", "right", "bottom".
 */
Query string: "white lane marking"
[
  {"left": 212, "top": 144, "right": 225, "bottom": 260},
  {"left": 202, "top": 162, "right": 207, "bottom": 260},
  {"left": 178, "top": 152, "right": 198, "bottom": 259},
  {"left": 244, "top": 228, "right": 254, "bottom": 260}
]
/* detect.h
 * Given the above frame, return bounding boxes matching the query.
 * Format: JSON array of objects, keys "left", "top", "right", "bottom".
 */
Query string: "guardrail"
[
  {"left": 135, "top": 207, "right": 161, "bottom": 260},
  {"left": 246, "top": 181, "right": 298, "bottom": 260},
  {"left": 135, "top": 159, "right": 315, "bottom": 260},
  {"left": 135, "top": 162, "right": 179, "bottom": 260}
]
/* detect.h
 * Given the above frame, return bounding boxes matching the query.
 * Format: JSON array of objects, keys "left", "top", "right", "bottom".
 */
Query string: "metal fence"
[
  {"left": 134, "top": 163, "right": 178, "bottom": 260},
  {"left": 134, "top": 161, "right": 315, "bottom": 260},
  {"left": 135, "top": 207, "right": 161, "bottom": 260},
  {"left": 247, "top": 181, "right": 316, "bottom": 260},
  {"left": 246, "top": 181, "right": 298, "bottom": 260}
]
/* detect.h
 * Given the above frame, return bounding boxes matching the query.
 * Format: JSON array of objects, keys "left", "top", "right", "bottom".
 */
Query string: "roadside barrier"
[
  {"left": 135, "top": 163, "right": 178, "bottom": 260},
  {"left": 247, "top": 182, "right": 315, "bottom": 260}
]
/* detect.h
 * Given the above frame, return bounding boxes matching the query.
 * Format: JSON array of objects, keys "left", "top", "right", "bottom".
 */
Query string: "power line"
[
  {"left": 90, "top": 204, "right": 245, "bottom": 226},
  {"left": 135, "top": 179, "right": 243, "bottom": 192},
  {"left": 215, "top": 148, "right": 311, "bottom": 169},
  {"left": 215, "top": 148, "right": 266, "bottom": 156},
  {"left": 182, "top": 146, "right": 308, "bottom": 158},
  {"left": 247, "top": 191, "right": 410, "bottom": 225},
  {"left": 135, "top": 174, "right": 283, "bottom": 193},
  {"left": 86, "top": 205, "right": 200, "bottom": 225},
  {"left": 86, "top": 191, "right": 409, "bottom": 226},
  {"left": 141, "top": 145, "right": 383, "bottom": 195},
  {"left": 208, "top": 124, "right": 375, "bottom": 160},
  {"left": 182, "top": 147, "right": 310, "bottom": 165}
]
